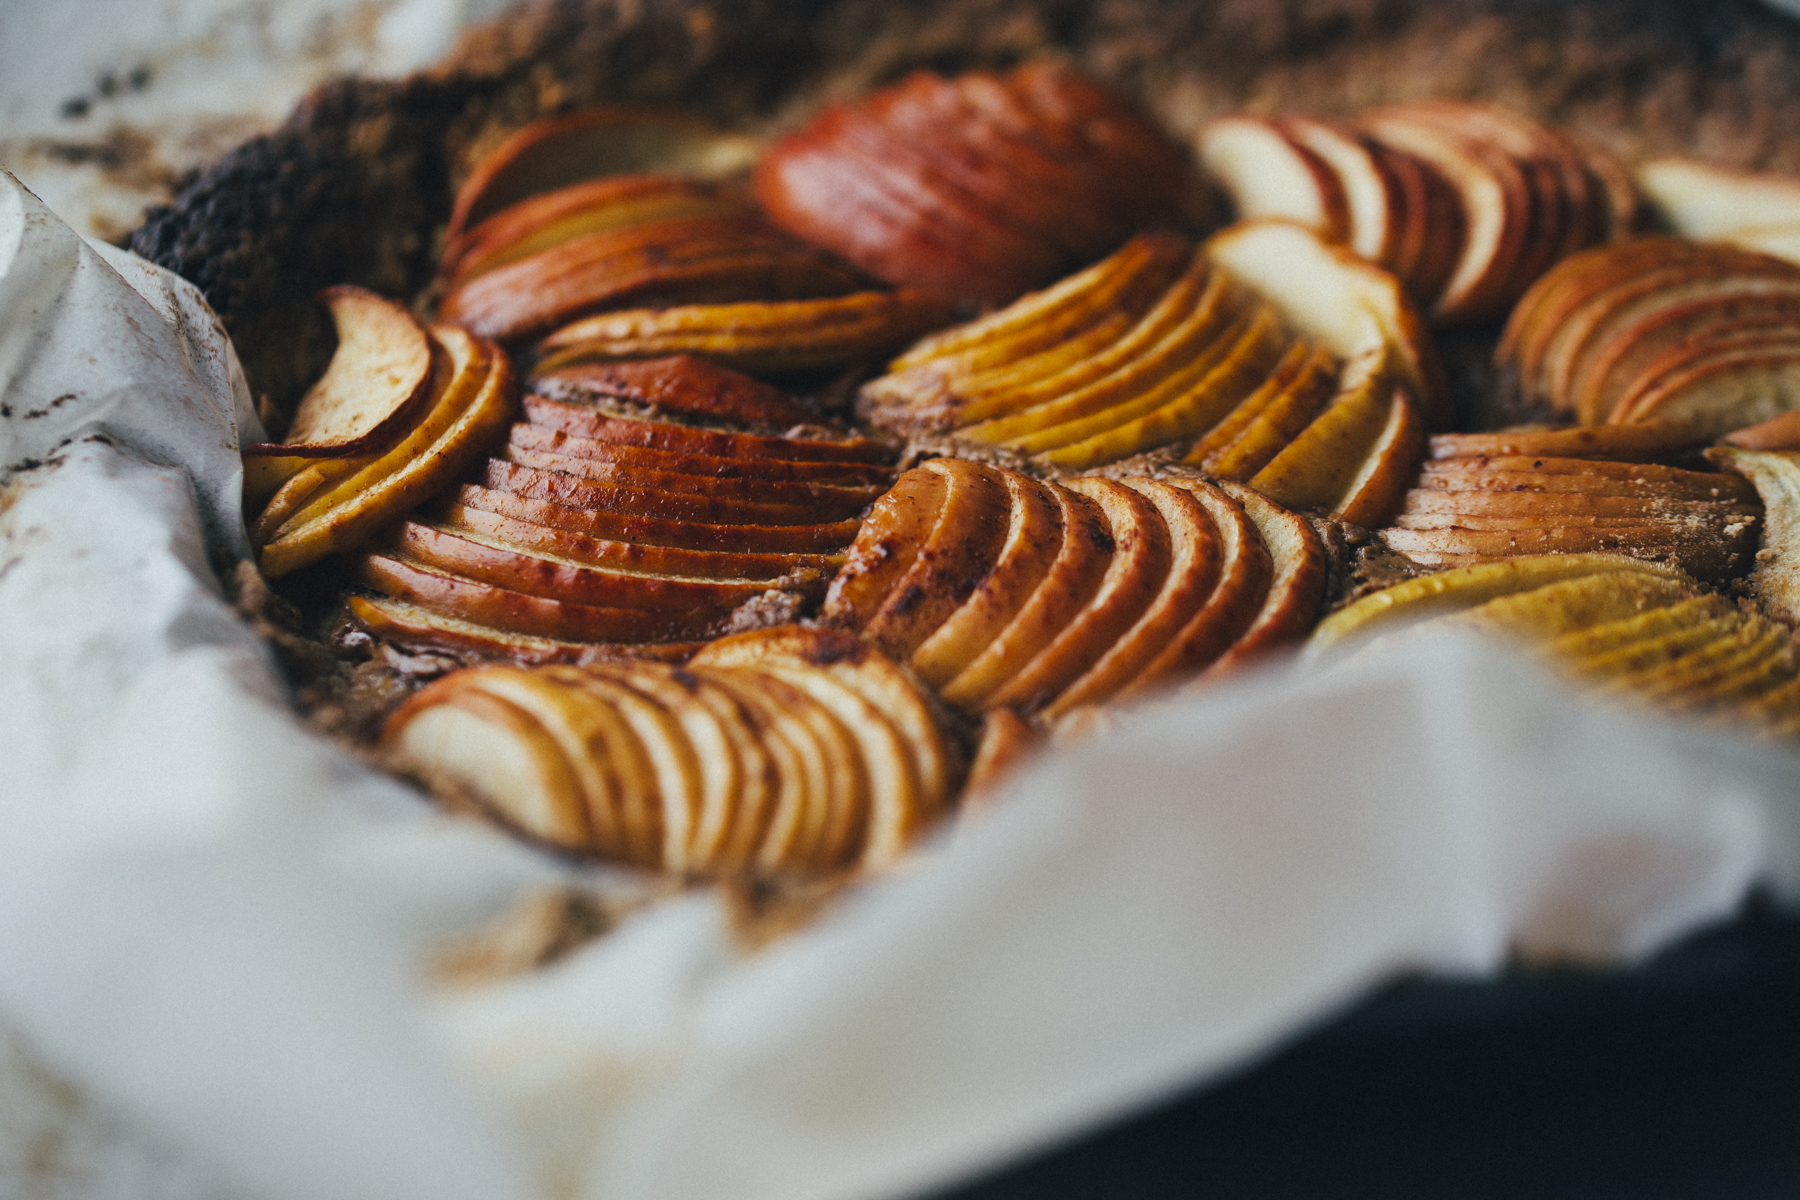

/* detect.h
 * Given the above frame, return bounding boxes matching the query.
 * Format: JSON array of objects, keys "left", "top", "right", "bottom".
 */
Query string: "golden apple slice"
[
  {"left": 1199, "top": 115, "right": 1351, "bottom": 242},
  {"left": 1429, "top": 420, "right": 1709, "bottom": 463},
  {"left": 1380, "top": 523, "right": 1754, "bottom": 580},
  {"left": 1578, "top": 292, "right": 1800, "bottom": 423},
  {"left": 349, "top": 595, "right": 690, "bottom": 666},
  {"left": 1248, "top": 347, "right": 1394, "bottom": 513},
  {"left": 1397, "top": 488, "right": 1752, "bottom": 522},
  {"left": 1202, "top": 217, "right": 1447, "bottom": 426},
  {"left": 384, "top": 680, "right": 592, "bottom": 850},
  {"left": 1708, "top": 446, "right": 1800, "bottom": 626},
  {"left": 1027, "top": 304, "right": 1289, "bottom": 466},
  {"left": 453, "top": 485, "right": 860, "bottom": 555},
  {"left": 1109, "top": 479, "right": 1273, "bottom": 703},
  {"left": 1417, "top": 456, "right": 1760, "bottom": 502},
  {"left": 908, "top": 471, "right": 1062, "bottom": 688},
  {"left": 859, "top": 458, "right": 1011, "bottom": 662},
  {"left": 246, "top": 286, "right": 437, "bottom": 458},
  {"left": 533, "top": 290, "right": 955, "bottom": 376},
  {"left": 359, "top": 554, "right": 720, "bottom": 643},
  {"left": 982, "top": 478, "right": 1170, "bottom": 713},
  {"left": 446, "top": 108, "right": 762, "bottom": 244},
  {"left": 256, "top": 325, "right": 516, "bottom": 577},
  {"left": 821, "top": 466, "right": 950, "bottom": 630},
  {"left": 556, "top": 667, "right": 699, "bottom": 869},
  {"left": 521, "top": 395, "right": 892, "bottom": 464},
  {"left": 1332, "top": 388, "right": 1427, "bottom": 527},
  {"left": 1443, "top": 570, "right": 1699, "bottom": 642},
  {"left": 1550, "top": 593, "right": 1733, "bottom": 662},
  {"left": 1601, "top": 617, "right": 1791, "bottom": 706},
  {"left": 1635, "top": 157, "right": 1800, "bottom": 242},
  {"left": 1046, "top": 479, "right": 1226, "bottom": 714},
  {"left": 1198, "top": 481, "right": 1328, "bottom": 679},
  {"left": 1185, "top": 343, "right": 1336, "bottom": 470},
  {"left": 529, "top": 353, "right": 817, "bottom": 428},
  {"left": 940, "top": 482, "right": 1113, "bottom": 711},
  {"left": 1305, "top": 554, "right": 1684, "bottom": 660},
  {"left": 1203, "top": 347, "right": 1338, "bottom": 482}
]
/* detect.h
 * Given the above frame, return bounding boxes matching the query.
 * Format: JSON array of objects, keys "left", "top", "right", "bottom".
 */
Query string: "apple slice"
[
  {"left": 446, "top": 108, "right": 762, "bottom": 244},
  {"left": 1248, "top": 347, "right": 1395, "bottom": 513},
  {"left": 962, "top": 707, "right": 1044, "bottom": 803},
  {"left": 246, "top": 286, "right": 437, "bottom": 458},
  {"left": 1708, "top": 446, "right": 1800, "bottom": 627},
  {"left": 1444, "top": 570, "right": 1699, "bottom": 642},
  {"left": 498, "top": 445, "right": 885, "bottom": 510},
  {"left": 505, "top": 425, "right": 893, "bottom": 486},
  {"left": 1203, "top": 218, "right": 1447, "bottom": 427},
  {"left": 1429, "top": 419, "right": 1709, "bottom": 462},
  {"left": 907, "top": 471, "right": 1063, "bottom": 688},
  {"left": 482, "top": 460, "right": 866, "bottom": 527},
  {"left": 1198, "top": 481, "right": 1328, "bottom": 679},
  {"left": 1305, "top": 554, "right": 1685, "bottom": 660},
  {"left": 858, "top": 458, "right": 1011, "bottom": 661},
  {"left": 1199, "top": 115, "right": 1350, "bottom": 242},
  {"left": 521, "top": 395, "right": 891, "bottom": 464},
  {"left": 1279, "top": 116, "right": 1402, "bottom": 265},
  {"left": 1332, "top": 388, "right": 1427, "bottom": 527},
  {"left": 940, "top": 482, "right": 1114, "bottom": 711},
  {"left": 452, "top": 485, "right": 861, "bottom": 555},
  {"left": 1582, "top": 293, "right": 1800, "bottom": 423},
  {"left": 256, "top": 325, "right": 516, "bottom": 577},
  {"left": 1379, "top": 523, "right": 1754, "bottom": 579},
  {"left": 1185, "top": 343, "right": 1336, "bottom": 470},
  {"left": 1397, "top": 489, "right": 1752, "bottom": 522},
  {"left": 1723, "top": 225, "right": 1800, "bottom": 267},
  {"left": 554, "top": 668, "right": 698, "bottom": 869},
  {"left": 529, "top": 353, "right": 815, "bottom": 428},
  {"left": 533, "top": 289, "right": 955, "bottom": 376},
  {"left": 1608, "top": 339, "right": 1800, "bottom": 435},
  {"left": 1203, "top": 346, "right": 1338, "bottom": 482},
  {"left": 821, "top": 466, "right": 950, "bottom": 629},
  {"left": 1417, "top": 456, "right": 1760, "bottom": 502},
  {"left": 1635, "top": 157, "right": 1800, "bottom": 242},
  {"left": 348, "top": 594, "right": 698, "bottom": 667},
  {"left": 1548, "top": 593, "right": 1733, "bottom": 663},
  {"left": 1046, "top": 479, "right": 1228, "bottom": 714},
  {"left": 982, "top": 478, "right": 1171, "bottom": 713}
]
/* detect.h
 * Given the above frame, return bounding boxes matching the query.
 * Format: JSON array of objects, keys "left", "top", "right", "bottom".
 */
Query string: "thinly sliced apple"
[
  {"left": 247, "top": 286, "right": 437, "bottom": 458},
  {"left": 1635, "top": 157, "right": 1800, "bottom": 242},
  {"left": 1390, "top": 145, "right": 1467, "bottom": 310},
  {"left": 1203, "top": 218, "right": 1447, "bottom": 426},
  {"left": 446, "top": 108, "right": 762, "bottom": 244},
  {"left": 498, "top": 445, "right": 884, "bottom": 510},
  {"left": 1397, "top": 488, "right": 1754, "bottom": 521},
  {"left": 1280, "top": 116, "right": 1401, "bottom": 265},
  {"left": 1380, "top": 523, "right": 1754, "bottom": 579},
  {"left": 1027, "top": 305, "right": 1288, "bottom": 466},
  {"left": 1417, "top": 456, "right": 1760, "bottom": 502},
  {"left": 482, "top": 460, "right": 866, "bottom": 527},
  {"left": 557, "top": 668, "right": 699, "bottom": 869},
  {"left": 1185, "top": 343, "right": 1336, "bottom": 470},
  {"left": 453, "top": 485, "right": 860, "bottom": 555},
  {"left": 257, "top": 325, "right": 516, "bottom": 578},
  {"left": 1708, "top": 446, "right": 1800, "bottom": 626},
  {"left": 1249, "top": 347, "right": 1394, "bottom": 513},
  {"left": 1723, "top": 409, "right": 1800, "bottom": 451},
  {"left": 1444, "top": 571, "right": 1698, "bottom": 642},
  {"left": 533, "top": 290, "right": 955, "bottom": 376},
  {"left": 1724, "top": 225, "right": 1800, "bottom": 267},
  {"left": 528, "top": 353, "right": 815, "bottom": 428},
  {"left": 1332, "top": 388, "right": 1426, "bottom": 527},
  {"left": 1305, "top": 554, "right": 1685, "bottom": 659},
  {"left": 359, "top": 554, "right": 719, "bottom": 643},
  {"left": 349, "top": 595, "right": 694, "bottom": 665},
  {"left": 1549, "top": 593, "right": 1732, "bottom": 662},
  {"left": 908, "top": 471, "right": 1063, "bottom": 688},
  {"left": 394, "top": 523, "right": 797, "bottom": 611},
  {"left": 1429, "top": 419, "right": 1709, "bottom": 462},
  {"left": 521, "top": 395, "right": 892, "bottom": 463},
  {"left": 1576, "top": 293, "right": 1800, "bottom": 423},
  {"left": 820, "top": 466, "right": 950, "bottom": 629},
  {"left": 1199, "top": 115, "right": 1350, "bottom": 242},
  {"left": 858, "top": 458, "right": 1011, "bottom": 661},
  {"left": 1046, "top": 480, "right": 1227, "bottom": 714},
  {"left": 982, "top": 478, "right": 1171, "bottom": 713},
  {"left": 1204, "top": 346, "right": 1338, "bottom": 482},
  {"left": 940, "top": 482, "right": 1113, "bottom": 711},
  {"left": 1609, "top": 340, "right": 1800, "bottom": 435},
  {"left": 1199, "top": 481, "right": 1327, "bottom": 679},
  {"left": 506, "top": 424, "right": 893, "bottom": 486},
  {"left": 962, "top": 707, "right": 1044, "bottom": 802}
]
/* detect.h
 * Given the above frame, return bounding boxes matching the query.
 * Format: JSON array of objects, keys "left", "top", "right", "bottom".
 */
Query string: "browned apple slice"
[
  {"left": 1429, "top": 419, "right": 1710, "bottom": 462},
  {"left": 505, "top": 425, "right": 893, "bottom": 486},
  {"left": 529, "top": 354, "right": 815, "bottom": 428},
  {"left": 1390, "top": 145, "right": 1467, "bottom": 310},
  {"left": 555, "top": 668, "right": 697, "bottom": 868},
  {"left": 857, "top": 458, "right": 1011, "bottom": 662},
  {"left": 348, "top": 595, "right": 693, "bottom": 666},
  {"left": 1199, "top": 115, "right": 1351, "bottom": 242},
  {"left": 246, "top": 286, "right": 437, "bottom": 458},
  {"left": 452, "top": 485, "right": 860, "bottom": 555},
  {"left": 907, "top": 471, "right": 1063, "bottom": 688},
  {"left": 1046, "top": 479, "right": 1227, "bottom": 713},
  {"left": 940, "top": 482, "right": 1114, "bottom": 711},
  {"left": 1608, "top": 340, "right": 1800, "bottom": 434},
  {"left": 1184, "top": 343, "right": 1336, "bottom": 470},
  {"left": 257, "top": 325, "right": 516, "bottom": 578},
  {"left": 962, "top": 708, "right": 1044, "bottom": 802},
  {"left": 1203, "top": 218, "right": 1447, "bottom": 426},
  {"left": 1332, "top": 388, "right": 1427, "bottom": 527},
  {"left": 1550, "top": 593, "right": 1731, "bottom": 664},
  {"left": 520, "top": 395, "right": 892, "bottom": 464},
  {"left": 360, "top": 554, "right": 718, "bottom": 643},
  {"left": 1248, "top": 347, "right": 1395, "bottom": 513},
  {"left": 820, "top": 466, "right": 950, "bottom": 629},
  {"left": 1416, "top": 456, "right": 1760, "bottom": 503},
  {"left": 981, "top": 478, "right": 1171, "bottom": 713},
  {"left": 1198, "top": 481, "right": 1327, "bottom": 679},
  {"left": 1397, "top": 489, "right": 1753, "bottom": 522},
  {"left": 446, "top": 108, "right": 762, "bottom": 244},
  {"left": 498, "top": 445, "right": 885, "bottom": 510},
  {"left": 393, "top": 522, "right": 800, "bottom": 611},
  {"left": 533, "top": 290, "right": 955, "bottom": 376},
  {"left": 1581, "top": 294, "right": 1800, "bottom": 423},
  {"left": 1708, "top": 446, "right": 1800, "bottom": 626},
  {"left": 1203, "top": 348, "right": 1338, "bottom": 482},
  {"left": 482, "top": 460, "right": 867, "bottom": 527}
]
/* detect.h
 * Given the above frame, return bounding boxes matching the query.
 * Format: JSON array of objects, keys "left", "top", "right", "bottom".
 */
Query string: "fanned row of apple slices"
[
  {"left": 820, "top": 458, "right": 1328, "bottom": 719},
  {"left": 861, "top": 224, "right": 1436, "bottom": 524},
  {"left": 753, "top": 63, "right": 1204, "bottom": 308},
  {"left": 1201, "top": 102, "right": 1635, "bottom": 324},
  {"left": 438, "top": 172, "right": 866, "bottom": 345},
  {"left": 1498, "top": 237, "right": 1800, "bottom": 436},
  {"left": 250, "top": 302, "right": 517, "bottom": 579},
  {"left": 1313, "top": 555, "right": 1800, "bottom": 738},
  {"left": 1381, "top": 431, "right": 1762, "bottom": 580},
  {"left": 382, "top": 627, "right": 960, "bottom": 877},
  {"left": 350, "top": 358, "right": 895, "bottom": 660}
]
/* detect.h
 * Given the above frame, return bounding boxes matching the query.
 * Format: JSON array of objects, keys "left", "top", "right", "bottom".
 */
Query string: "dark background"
[{"left": 931, "top": 902, "right": 1800, "bottom": 1199}]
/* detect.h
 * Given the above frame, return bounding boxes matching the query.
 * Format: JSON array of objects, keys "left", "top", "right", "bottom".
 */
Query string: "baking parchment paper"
[{"left": 4, "top": 167, "right": 1800, "bottom": 1200}]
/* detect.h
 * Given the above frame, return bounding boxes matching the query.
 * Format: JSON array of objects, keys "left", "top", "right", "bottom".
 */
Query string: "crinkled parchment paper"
[{"left": 5, "top": 165, "right": 1800, "bottom": 1200}]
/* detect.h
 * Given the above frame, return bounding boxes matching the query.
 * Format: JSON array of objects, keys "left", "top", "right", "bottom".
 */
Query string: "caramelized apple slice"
[
  {"left": 963, "top": 708, "right": 1045, "bottom": 802},
  {"left": 1185, "top": 344, "right": 1337, "bottom": 470},
  {"left": 1199, "top": 482, "right": 1328, "bottom": 679},
  {"left": 446, "top": 108, "right": 762, "bottom": 243},
  {"left": 530, "top": 354, "right": 815, "bottom": 427},
  {"left": 1380, "top": 523, "right": 1753, "bottom": 580},
  {"left": 1249, "top": 347, "right": 1395, "bottom": 513},
  {"left": 349, "top": 595, "right": 687, "bottom": 666},
  {"left": 521, "top": 395, "right": 892, "bottom": 464},
  {"left": 1609, "top": 341, "right": 1800, "bottom": 435},
  {"left": 821, "top": 466, "right": 950, "bottom": 629},
  {"left": 1332, "top": 387, "right": 1427, "bottom": 527},
  {"left": 483, "top": 460, "right": 867, "bottom": 527},
  {"left": 1635, "top": 157, "right": 1800, "bottom": 242},
  {"left": 1279, "top": 116, "right": 1402, "bottom": 265},
  {"left": 497, "top": 445, "right": 884, "bottom": 510},
  {"left": 506, "top": 424, "right": 893, "bottom": 486},
  {"left": 1429, "top": 419, "right": 1709, "bottom": 462},
  {"left": 452, "top": 485, "right": 861, "bottom": 555}
]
